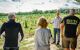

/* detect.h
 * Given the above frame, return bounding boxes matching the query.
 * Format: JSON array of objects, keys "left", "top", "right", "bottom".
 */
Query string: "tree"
[
  {"left": 32, "top": 10, "right": 43, "bottom": 14},
  {"left": 76, "top": 0, "right": 80, "bottom": 2}
]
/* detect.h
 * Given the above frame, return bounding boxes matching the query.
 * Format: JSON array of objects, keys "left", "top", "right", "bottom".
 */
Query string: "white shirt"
[
  {"left": 52, "top": 17, "right": 62, "bottom": 28},
  {"left": 35, "top": 28, "right": 52, "bottom": 50}
]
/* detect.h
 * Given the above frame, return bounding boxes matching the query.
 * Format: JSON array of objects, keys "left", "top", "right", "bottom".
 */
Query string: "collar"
[{"left": 8, "top": 19, "right": 15, "bottom": 23}]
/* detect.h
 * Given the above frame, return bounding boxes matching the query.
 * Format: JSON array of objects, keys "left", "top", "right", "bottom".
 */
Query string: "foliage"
[
  {"left": 0, "top": 13, "right": 8, "bottom": 16},
  {"left": 76, "top": 0, "right": 80, "bottom": 2},
  {"left": 0, "top": 9, "right": 80, "bottom": 15},
  {"left": 0, "top": 13, "right": 80, "bottom": 50}
]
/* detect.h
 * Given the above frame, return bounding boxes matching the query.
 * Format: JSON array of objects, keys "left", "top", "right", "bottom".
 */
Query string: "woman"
[{"left": 35, "top": 17, "right": 52, "bottom": 50}]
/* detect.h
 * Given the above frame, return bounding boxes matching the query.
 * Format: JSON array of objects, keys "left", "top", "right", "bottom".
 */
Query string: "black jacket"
[{"left": 0, "top": 20, "right": 24, "bottom": 47}]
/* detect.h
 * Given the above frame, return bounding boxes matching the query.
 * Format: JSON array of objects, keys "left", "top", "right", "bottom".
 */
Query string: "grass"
[{"left": 0, "top": 13, "right": 80, "bottom": 50}]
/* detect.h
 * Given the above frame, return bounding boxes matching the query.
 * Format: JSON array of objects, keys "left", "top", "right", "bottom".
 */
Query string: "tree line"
[{"left": 0, "top": 9, "right": 80, "bottom": 16}]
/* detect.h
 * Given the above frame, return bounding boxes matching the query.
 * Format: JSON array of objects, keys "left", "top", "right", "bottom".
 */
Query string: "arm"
[
  {"left": 60, "top": 18, "right": 65, "bottom": 38},
  {"left": 49, "top": 29, "right": 52, "bottom": 38},
  {"left": 0, "top": 23, "right": 5, "bottom": 36},
  {"left": 48, "top": 29, "right": 53, "bottom": 44},
  {"left": 76, "top": 23, "right": 80, "bottom": 37},
  {"left": 50, "top": 19, "right": 54, "bottom": 24},
  {"left": 60, "top": 23, "right": 64, "bottom": 37},
  {"left": 34, "top": 30, "right": 39, "bottom": 48},
  {"left": 19, "top": 24, "right": 24, "bottom": 42}
]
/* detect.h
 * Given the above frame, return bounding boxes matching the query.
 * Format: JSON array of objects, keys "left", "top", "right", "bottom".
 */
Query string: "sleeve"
[
  {"left": 79, "top": 19, "right": 80, "bottom": 24},
  {"left": 34, "top": 29, "right": 38, "bottom": 48},
  {"left": 78, "top": 18, "right": 80, "bottom": 27},
  {"left": 0, "top": 23, "right": 5, "bottom": 36},
  {"left": 48, "top": 29, "right": 52, "bottom": 38},
  {"left": 77, "top": 18, "right": 80, "bottom": 25},
  {"left": 48, "top": 29, "right": 54, "bottom": 43},
  {"left": 76, "top": 20, "right": 80, "bottom": 37},
  {"left": 34, "top": 29, "right": 37, "bottom": 41},
  {"left": 19, "top": 23, "right": 24, "bottom": 41}
]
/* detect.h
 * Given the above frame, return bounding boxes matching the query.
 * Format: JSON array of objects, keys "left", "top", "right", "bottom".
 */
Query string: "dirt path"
[{"left": 24, "top": 35, "right": 80, "bottom": 50}]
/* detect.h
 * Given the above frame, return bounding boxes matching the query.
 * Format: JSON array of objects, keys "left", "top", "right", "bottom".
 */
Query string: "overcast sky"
[{"left": 0, "top": 0, "right": 78, "bottom": 13}]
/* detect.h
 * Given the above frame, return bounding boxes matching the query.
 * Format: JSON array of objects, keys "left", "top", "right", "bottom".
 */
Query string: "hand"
[
  {"left": 19, "top": 39, "right": 22, "bottom": 42},
  {"left": 19, "top": 38, "right": 23, "bottom": 42},
  {"left": 60, "top": 32, "right": 63, "bottom": 38},
  {"left": 76, "top": 35, "right": 79, "bottom": 38},
  {"left": 61, "top": 34, "right": 63, "bottom": 38},
  {"left": 76, "top": 33, "right": 79, "bottom": 38}
]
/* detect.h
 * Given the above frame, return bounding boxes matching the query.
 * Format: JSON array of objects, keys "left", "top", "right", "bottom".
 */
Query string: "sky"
[{"left": 0, "top": 0, "right": 79, "bottom": 13}]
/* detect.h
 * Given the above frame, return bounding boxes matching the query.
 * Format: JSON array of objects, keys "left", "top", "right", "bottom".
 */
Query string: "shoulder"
[
  {"left": 15, "top": 23, "right": 22, "bottom": 27},
  {"left": 61, "top": 16, "right": 68, "bottom": 23},
  {"left": 64, "top": 16, "right": 69, "bottom": 19},
  {"left": 46, "top": 28, "right": 51, "bottom": 32},
  {"left": 71, "top": 16, "right": 80, "bottom": 21},
  {"left": 16, "top": 22, "right": 21, "bottom": 25},
  {"left": 74, "top": 16, "right": 80, "bottom": 19},
  {"left": 62, "top": 16, "right": 70, "bottom": 20},
  {"left": 35, "top": 28, "right": 41, "bottom": 32},
  {"left": 2, "top": 22, "right": 7, "bottom": 26},
  {"left": 36, "top": 28, "right": 51, "bottom": 31},
  {"left": 35, "top": 28, "right": 42, "bottom": 34},
  {"left": 46, "top": 28, "right": 51, "bottom": 30},
  {"left": 1, "top": 22, "right": 7, "bottom": 28}
]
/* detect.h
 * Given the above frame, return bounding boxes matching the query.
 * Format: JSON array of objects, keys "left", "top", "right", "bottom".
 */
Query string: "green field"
[{"left": 0, "top": 13, "right": 80, "bottom": 50}]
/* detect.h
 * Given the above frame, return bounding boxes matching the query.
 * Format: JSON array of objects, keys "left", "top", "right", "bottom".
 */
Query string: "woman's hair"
[{"left": 37, "top": 17, "right": 48, "bottom": 28}]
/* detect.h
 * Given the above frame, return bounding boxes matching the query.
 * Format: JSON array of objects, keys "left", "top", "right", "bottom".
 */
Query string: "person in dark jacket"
[{"left": 0, "top": 13, "right": 24, "bottom": 50}]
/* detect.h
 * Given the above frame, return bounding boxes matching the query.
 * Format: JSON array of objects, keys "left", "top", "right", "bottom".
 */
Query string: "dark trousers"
[
  {"left": 54, "top": 28, "right": 60, "bottom": 43},
  {"left": 4, "top": 47, "right": 19, "bottom": 50}
]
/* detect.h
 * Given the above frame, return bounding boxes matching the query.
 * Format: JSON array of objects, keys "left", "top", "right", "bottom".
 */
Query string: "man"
[
  {"left": 60, "top": 9, "right": 80, "bottom": 50},
  {"left": 0, "top": 13, "right": 24, "bottom": 50},
  {"left": 52, "top": 10, "right": 62, "bottom": 45}
]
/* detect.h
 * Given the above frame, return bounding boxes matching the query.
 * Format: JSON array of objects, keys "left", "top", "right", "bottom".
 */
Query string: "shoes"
[
  {"left": 56, "top": 42, "right": 61, "bottom": 47},
  {"left": 56, "top": 42, "right": 59, "bottom": 45},
  {"left": 51, "top": 41, "right": 56, "bottom": 44},
  {"left": 51, "top": 42, "right": 60, "bottom": 46}
]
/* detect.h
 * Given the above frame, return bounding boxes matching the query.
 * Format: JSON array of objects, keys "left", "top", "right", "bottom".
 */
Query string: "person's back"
[
  {"left": 62, "top": 15, "right": 80, "bottom": 38},
  {"left": 35, "top": 17, "right": 52, "bottom": 50},
  {"left": 60, "top": 9, "right": 80, "bottom": 50},
  {"left": 35, "top": 28, "right": 51, "bottom": 47},
  {"left": 3, "top": 20, "right": 22, "bottom": 47},
  {"left": 0, "top": 13, "right": 24, "bottom": 50}
]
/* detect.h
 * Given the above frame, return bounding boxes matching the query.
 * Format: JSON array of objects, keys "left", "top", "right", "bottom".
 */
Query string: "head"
[
  {"left": 37, "top": 17, "right": 48, "bottom": 28},
  {"left": 69, "top": 9, "right": 75, "bottom": 16},
  {"left": 8, "top": 13, "right": 16, "bottom": 20},
  {"left": 56, "top": 10, "right": 60, "bottom": 17}
]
